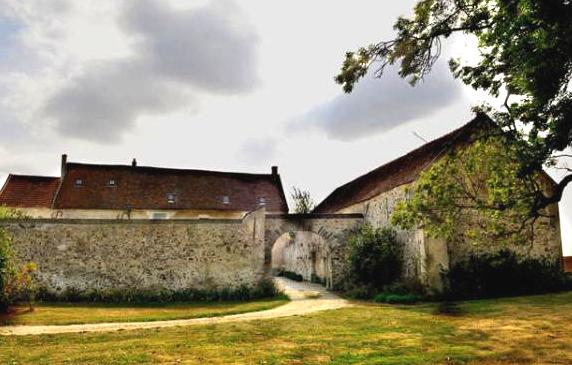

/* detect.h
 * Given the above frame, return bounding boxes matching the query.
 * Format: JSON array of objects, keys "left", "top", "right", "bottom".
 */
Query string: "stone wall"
[
  {"left": 1, "top": 209, "right": 267, "bottom": 297},
  {"left": 446, "top": 202, "right": 563, "bottom": 266}
]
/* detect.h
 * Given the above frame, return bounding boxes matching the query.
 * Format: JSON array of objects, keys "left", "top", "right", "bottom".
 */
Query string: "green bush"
[
  {"left": 277, "top": 270, "right": 304, "bottom": 282},
  {"left": 310, "top": 274, "right": 325, "bottom": 285},
  {"left": 36, "top": 278, "right": 281, "bottom": 303},
  {"left": 0, "top": 226, "right": 12, "bottom": 312},
  {"left": 373, "top": 293, "right": 423, "bottom": 304},
  {"left": 345, "top": 225, "right": 402, "bottom": 296},
  {"left": 443, "top": 250, "right": 572, "bottom": 300},
  {"left": 0, "top": 207, "right": 26, "bottom": 312}
]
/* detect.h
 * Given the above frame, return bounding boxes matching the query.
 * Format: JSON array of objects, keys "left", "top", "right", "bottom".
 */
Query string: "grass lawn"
[
  {"left": 1, "top": 291, "right": 572, "bottom": 364},
  {"left": 0, "top": 296, "right": 289, "bottom": 326}
]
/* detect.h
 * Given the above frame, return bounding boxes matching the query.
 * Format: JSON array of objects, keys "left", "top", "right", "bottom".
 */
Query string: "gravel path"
[{"left": 0, "top": 277, "right": 351, "bottom": 336}]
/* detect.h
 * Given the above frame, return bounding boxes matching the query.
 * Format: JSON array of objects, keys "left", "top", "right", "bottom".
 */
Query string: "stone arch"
[
  {"left": 269, "top": 231, "right": 333, "bottom": 287},
  {"left": 264, "top": 213, "right": 363, "bottom": 289}
]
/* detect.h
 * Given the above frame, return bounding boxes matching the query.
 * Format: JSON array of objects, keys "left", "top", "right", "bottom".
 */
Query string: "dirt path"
[{"left": 0, "top": 277, "right": 351, "bottom": 336}]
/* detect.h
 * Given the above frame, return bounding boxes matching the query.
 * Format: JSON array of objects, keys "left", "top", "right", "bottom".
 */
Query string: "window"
[
  {"left": 222, "top": 195, "right": 230, "bottom": 204},
  {"left": 107, "top": 179, "right": 116, "bottom": 187},
  {"left": 166, "top": 193, "right": 177, "bottom": 204},
  {"left": 74, "top": 178, "right": 84, "bottom": 187},
  {"left": 258, "top": 197, "right": 266, "bottom": 206}
]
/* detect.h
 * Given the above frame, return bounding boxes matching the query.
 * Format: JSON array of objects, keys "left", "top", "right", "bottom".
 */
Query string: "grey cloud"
[
  {"left": 45, "top": 60, "right": 193, "bottom": 143},
  {"left": 45, "top": 0, "right": 259, "bottom": 143},
  {"left": 122, "top": 0, "right": 259, "bottom": 93},
  {"left": 293, "top": 61, "right": 462, "bottom": 140}
]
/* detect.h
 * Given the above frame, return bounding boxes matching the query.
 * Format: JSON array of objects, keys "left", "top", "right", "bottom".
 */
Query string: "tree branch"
[{"left": 540, "top": 174, "right": 572, "bottom": 206}]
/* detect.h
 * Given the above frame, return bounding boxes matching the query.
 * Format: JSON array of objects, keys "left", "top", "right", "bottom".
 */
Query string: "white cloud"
[{"left": 291, "top": 59, "right": 462, "bottom": 141}]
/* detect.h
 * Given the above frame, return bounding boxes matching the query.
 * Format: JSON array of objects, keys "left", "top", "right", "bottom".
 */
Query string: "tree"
[
  {"left": 336, "top": 0, "right": 572, "bottom": 217},
  {"left": 290, "top": 187, "right": 315, "bottom": 214},
  {"left": 391, "top": 132, "right": 549, "bottom": 246}
]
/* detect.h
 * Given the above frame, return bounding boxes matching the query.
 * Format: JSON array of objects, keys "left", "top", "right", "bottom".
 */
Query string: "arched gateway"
[{"left": 264, "top": 213, "right": 363, "bottom": 289}]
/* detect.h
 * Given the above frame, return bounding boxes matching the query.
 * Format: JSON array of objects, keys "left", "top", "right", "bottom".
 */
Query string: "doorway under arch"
[{"left": 270, "top": 231, "right": 332, "bottom": 288}]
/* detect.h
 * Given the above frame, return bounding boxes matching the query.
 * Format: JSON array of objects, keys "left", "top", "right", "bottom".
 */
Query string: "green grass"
[
  {"left": 1, "top": 291, "right": 572, "bottom": 364},
  {"left": 0, "top": 296, "right": 289, "bottom": 326}
]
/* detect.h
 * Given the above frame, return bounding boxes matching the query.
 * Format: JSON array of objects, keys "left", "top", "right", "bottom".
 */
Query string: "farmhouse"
[
  {"left": 314, "top": 114, "right": 564, "bottom": 291},
  {"left": 0, "top": 157, "right": 362, "bottom": 296},
  {"left": 0, "top": 156, "right": 288, "bottom": 219}
]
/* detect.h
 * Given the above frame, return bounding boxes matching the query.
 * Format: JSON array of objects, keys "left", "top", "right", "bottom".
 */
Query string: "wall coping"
[
  {"left": 0, "top": 218, "right": 243, "bottom": 225},
  {"left": 265, "top": 213, "right": 363, "bottom": 220}
]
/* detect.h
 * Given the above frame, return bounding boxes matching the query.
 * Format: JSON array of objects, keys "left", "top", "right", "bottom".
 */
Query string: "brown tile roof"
[
  {"left": 52, "top": 163, "right": 288, "bottom": 212},
  {"left": 314, "top": 114, "right": 493, "bottom": 213},
  {"left": 0, "top": 174, "right": 61, "bottom": 208}
]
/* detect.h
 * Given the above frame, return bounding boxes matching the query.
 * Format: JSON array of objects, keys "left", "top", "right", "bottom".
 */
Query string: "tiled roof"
[
  {"left": 314, "top": 114, "right": 492, "bottom": 213},
  {"left": 53, "top": 163, "right": 288, "bottom": 212},
  {"left": 0, "top": 175, "right": 61, "bottom": 208}
]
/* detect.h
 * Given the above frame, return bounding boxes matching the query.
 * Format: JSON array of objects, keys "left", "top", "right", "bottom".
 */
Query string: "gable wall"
[{"left": 335, "top": 181, "right": 563, "bottom": 293}]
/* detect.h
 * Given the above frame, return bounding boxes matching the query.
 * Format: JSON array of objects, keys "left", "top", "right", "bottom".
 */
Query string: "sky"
[{"left": 0, "top": 0, "right": 569, "bottom": 254}]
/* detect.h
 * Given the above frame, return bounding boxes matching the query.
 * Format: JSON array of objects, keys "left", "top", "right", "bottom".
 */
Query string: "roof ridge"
[
  {"left": 314, "top": 113, "right": 492, "bottom": 213},
  {"left": 65, "top": 162, "right": 275, "bottom": 177},
  {"left": 7, "top": 174, "right": 60, "bottom": 180}
]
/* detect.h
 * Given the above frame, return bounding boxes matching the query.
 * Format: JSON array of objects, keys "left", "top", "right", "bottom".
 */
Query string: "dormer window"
[
  {"left": 107, "top": 179, "right": 116, "bottom": 187},
  {"left": 222, "top": 195, "right": 230, "bottom": 205},
  {"left": 258, "top": 197, "right": 266, "bottom": 206},
  {"left": 74, "top": 178, "right": 84, "bottom": 187},
  {"left": 166, "top": 193, "right": 177, "bottom": 204}
]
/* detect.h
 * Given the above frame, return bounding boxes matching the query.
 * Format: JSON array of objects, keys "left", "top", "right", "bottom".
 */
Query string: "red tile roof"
[
  {"left": 1, "top": 162, "right": 288, "bottom": 213},
  {"left": 52, "top": 163, "right": 288, "bottom": 212},
  {"left": 0, "top": 175, "right": 61, "bottom": 208},
  {"left": 314, "top": 114, "right": 492, "bottom": 213}
]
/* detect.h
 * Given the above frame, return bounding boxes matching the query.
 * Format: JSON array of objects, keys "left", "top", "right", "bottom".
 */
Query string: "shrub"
[
  {"left": 382, "top": 279, "right": 425, "bottom": 296},
  {"left": 4, "top": 262, "right": 37, "bottom": 310},
  {"left": 344, "top": 285, "right": 373, "bottom": 300},
  {"left": 0, "top": 207, "right": 29, "bottom": 312},
  {"left": 35, "top": 278, "right": 281, "bottom": 303},
  {"left": 443, "top": 250, "right": 571, "bottom": 300},
  {"left": 373, "top": 293, "right": 423, "bottom": 304},
  {"left": 0, "top": 225, "right": 12, "bottom": 312},
  {"left": 277, "top": 270, "right": 304, "bottom": 282},
  {"left": 310, "top": 274, "right": 325, "bottom": 286},
  {"left": 345, "top": 225, "right": 402, "bottom": 296}
]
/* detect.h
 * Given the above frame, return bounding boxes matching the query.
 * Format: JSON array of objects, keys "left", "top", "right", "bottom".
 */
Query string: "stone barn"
[{"left": 314, "top": 114, "right": 564, "bottom": 293}]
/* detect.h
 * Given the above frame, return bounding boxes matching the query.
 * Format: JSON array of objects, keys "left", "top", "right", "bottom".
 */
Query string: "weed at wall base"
[{"left": 35, "top": 278, "right": 281, "bottom": 303}]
